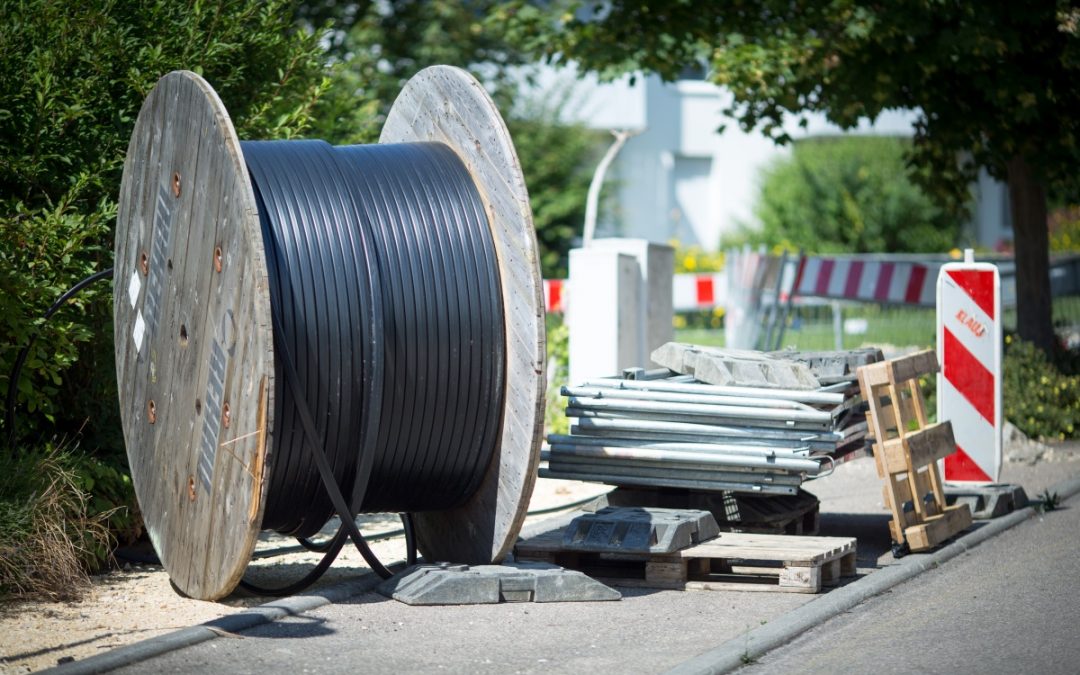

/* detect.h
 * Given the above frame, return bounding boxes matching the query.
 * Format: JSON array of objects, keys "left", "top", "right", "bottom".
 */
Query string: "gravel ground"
[{"left": 0, "top": 478, "right": 610, "bottom": 674}]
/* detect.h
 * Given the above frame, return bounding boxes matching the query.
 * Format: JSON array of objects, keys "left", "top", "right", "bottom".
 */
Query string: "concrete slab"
[
  {"left": 562, "top": 506, "right": 720, "bottom": 554},
  {"left": 945, "top": 483, "right": 1028, "bottom": 519},
  {"left": 376, "top": 562, "right": 621, "bottom": 605},
  {"left": 651, "top": 343, "right": 820, "bottom": 389}
]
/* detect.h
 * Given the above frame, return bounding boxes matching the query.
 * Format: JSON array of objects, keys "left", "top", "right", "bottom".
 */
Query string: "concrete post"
[
  {"left": 567, "top": 248, "right": 641, "bottom": 383},
  {"left": 591, "top": 238, "right": 675, "bottom": 368}
]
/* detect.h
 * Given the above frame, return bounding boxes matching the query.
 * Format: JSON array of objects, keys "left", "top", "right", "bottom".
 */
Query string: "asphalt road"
[{"left": 742, "top": 493, "right": 1080, "bottom": 675}]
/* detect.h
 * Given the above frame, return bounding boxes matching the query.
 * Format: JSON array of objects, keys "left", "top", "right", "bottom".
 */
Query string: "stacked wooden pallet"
[{"left": 516, "top": 527, "right": 857, "bottom": 594}]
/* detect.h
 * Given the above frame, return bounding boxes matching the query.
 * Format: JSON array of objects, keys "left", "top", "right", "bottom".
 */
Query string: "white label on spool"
[
  {"left": 128, "top": 270, "right": 141, "bottom": 308},
  {"left": 133, "top": 311, "right": 146, "bottom": 353}
]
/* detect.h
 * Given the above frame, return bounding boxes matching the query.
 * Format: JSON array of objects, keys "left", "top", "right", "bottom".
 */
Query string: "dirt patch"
[{"left": 0, "top": 478, "right": 609, "bottom": 673}]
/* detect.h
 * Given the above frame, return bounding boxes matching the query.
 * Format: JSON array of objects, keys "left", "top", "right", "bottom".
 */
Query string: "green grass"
[{"left": 675, "top": 305, "right": 936, "bottom": 351}]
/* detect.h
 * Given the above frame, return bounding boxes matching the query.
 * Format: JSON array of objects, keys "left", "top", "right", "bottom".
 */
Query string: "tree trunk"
[{"left": 1007, "top": 154, "right": 1054, "bottom": 353}]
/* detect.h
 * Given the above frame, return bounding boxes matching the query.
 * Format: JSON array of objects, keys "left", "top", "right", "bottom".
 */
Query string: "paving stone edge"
[{"left": 665, "top": 475, "right": 1080, "bottom": 675}]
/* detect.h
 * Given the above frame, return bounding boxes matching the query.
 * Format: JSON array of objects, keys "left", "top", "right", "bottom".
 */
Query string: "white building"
[{"left": 535, "top": 69, "right": 1012, "bottom": 250}]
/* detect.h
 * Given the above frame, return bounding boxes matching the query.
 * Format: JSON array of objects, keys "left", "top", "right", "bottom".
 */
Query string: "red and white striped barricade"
[
  {"left": 673, "top": 273, "right": 727, "bottom": 311},
  {"left": 936, "top": 250, "right": 1002, "bottom": 483},
  {"left": 794, "top": 256, "right": 941, "bottom": 307},
  {"left": 544, "top": 278, "right": 566, "bottom": 313}
]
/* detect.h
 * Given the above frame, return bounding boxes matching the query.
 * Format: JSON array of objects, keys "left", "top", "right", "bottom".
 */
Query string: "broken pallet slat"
[
  {"left": 905, "top": 504, "right": 973, "bottom": 550},
  {"left": 878, "top": 422, "right": 957, "bottom": 474}
]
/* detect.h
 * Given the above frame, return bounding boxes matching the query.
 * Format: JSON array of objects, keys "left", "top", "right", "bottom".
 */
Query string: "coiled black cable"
[{"left": 237, "top": 139, "right": 506, "bottom": 592}]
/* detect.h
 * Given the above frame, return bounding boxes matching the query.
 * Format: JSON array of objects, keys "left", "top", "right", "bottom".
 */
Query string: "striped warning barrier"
[
  {"left": 673, "top": 273, "right": 727, "bottom": 310},
  {"left": 936, "top": 251, "right": 1002, "bottom": 483},
  {"left": 793, "top": 257, "right": 942, "bottom": 307},
  {"left": 544, "top": 279, "right": 566, "bottom": 313},
  {"left": 547, "top": 274, "right": 731, "bottom": 313},
  {"left": 543, "top": 252, "right": 1048, "bottom": 314}
]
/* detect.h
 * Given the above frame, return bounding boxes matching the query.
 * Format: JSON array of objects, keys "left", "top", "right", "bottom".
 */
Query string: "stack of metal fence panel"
[{"left": 541, "top": 347, "right": 880, "bottom": 496}]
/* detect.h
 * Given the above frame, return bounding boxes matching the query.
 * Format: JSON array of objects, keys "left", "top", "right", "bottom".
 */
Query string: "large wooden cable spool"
[{"left": 114, "top": 67, "right": 546, "bottom": 601}]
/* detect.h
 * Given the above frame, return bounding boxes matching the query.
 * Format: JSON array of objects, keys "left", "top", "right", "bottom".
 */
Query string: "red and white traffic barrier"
[
  {"left": 544, "top": 279, "right": 565, "bottom": 313},
  {"left": 673, "top": 273, "right": 727, "bottom": 311},
  {"left": 937, "top": 250, "right": 1002, "bottom": 483},
  {"left": 546, "top": 254, "right": 959, "bottom": 314},
  {"left": 794, "top": 257, "right": 941, "bottom": 307}
]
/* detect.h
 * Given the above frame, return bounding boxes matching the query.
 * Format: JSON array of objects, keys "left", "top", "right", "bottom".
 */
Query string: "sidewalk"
[{"left": 58, "top": 445, "right": 1080, "bottom": 675}]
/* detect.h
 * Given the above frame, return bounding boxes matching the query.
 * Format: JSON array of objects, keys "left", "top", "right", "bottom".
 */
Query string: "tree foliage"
[
  {"left": 750, "top": 136, "right": 961, "bottom": 254},
  {"left": 305, "top": 0, "right": 536, "bottom": 145},
  {"left": 303, "top": 1, "right": 600, "bottom": 276},
  {"left": 502, "top": 0, "right": 1080, "bottom": 350},
  {"left": 0, "top": 0, "right": 329, "bottom": 447},
  {"left": 505, "top": 97, "right": 603, "bottom": 277}
]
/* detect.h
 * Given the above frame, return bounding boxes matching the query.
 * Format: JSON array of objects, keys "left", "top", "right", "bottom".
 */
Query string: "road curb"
[{"left": 666, "top": 475, "right": 1080, "bottom": 675}]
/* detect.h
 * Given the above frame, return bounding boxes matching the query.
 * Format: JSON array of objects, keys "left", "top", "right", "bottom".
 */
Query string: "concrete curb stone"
[{"left": 665, "top": 475, "right": 1080, "bottom": 675}]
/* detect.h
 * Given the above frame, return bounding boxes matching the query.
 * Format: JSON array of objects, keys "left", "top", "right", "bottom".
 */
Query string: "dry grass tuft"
[{"left": 0, "top": 446, "right": 114, "bottom": 601}]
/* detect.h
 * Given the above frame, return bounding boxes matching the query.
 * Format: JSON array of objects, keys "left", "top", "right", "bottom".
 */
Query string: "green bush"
[
  {"left": 544, "top": 316, "right": 570, "bottom": 436},
  {"left": 0, "top": 0, "right": 329, "bottom": 446},
  {"left": 1003, "top": 337, "right": 1080, "bottom": 441},
  {"left": 507, "top": 105, "right": 603, "bottom": 279},
  {"left": 1049, "top": 205, "right": 1080, "bottom": 252},
  {"left": 0, "top": 1, "right": 329, "bottom": 596},
  {"left": 747, "top": 136, "right": 963, "bottom": 254}
]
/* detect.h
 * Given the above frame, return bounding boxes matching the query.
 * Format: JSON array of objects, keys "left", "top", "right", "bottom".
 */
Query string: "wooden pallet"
[
  {"left": 515, "top": 529, "right": 857, "bottom": 593},
  {"left": 857, "top": 350, "right": 972, "bottom": 553}
]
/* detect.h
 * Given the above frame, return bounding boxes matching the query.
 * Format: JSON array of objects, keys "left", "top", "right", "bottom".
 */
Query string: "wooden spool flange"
[
  {"left": 114, "top": 67, "right": 545, "bottom": 600},
  {"left": 115, "top": 71, "right": 273, "bottom": 600},
  {"left": 381, "top": 66, "right": 546, "bottom": 565}
]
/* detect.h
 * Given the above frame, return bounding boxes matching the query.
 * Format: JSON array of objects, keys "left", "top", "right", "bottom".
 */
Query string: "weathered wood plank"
[
  {"left": 114, "top": 71, "right": 272, "bottom": 600},
  {"left": 905, "top": 503, "right": 973, "bottom": 551},
  {"left": 887, "top": 349, "right": 940, "bottom": 382}
]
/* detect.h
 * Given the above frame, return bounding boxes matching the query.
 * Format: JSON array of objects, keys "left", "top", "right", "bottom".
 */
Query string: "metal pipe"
[
  {"left": 565, "top": 406, "right": 831, "bottom": 432},
  {"left": 569, "top": 425, "right": 835, "bottom": 452},
  {"left": 562, "top": 385, "right": 821, "bottom": 412},
  {"left": 537, "top": 467, "right": 797, "bottom": 496},
  {"left": 542, "top": 460, "right": 804, "bottom": 487},
  {"left": 537, "top": 453, "right": 803, "bottom": 483},
  {"left": 579, "top": 377, "right": 846, "bottom": 405},
  {"left": 572, "top": 416, "right": 846, "bottom": 443},
  {"left": 565, "top": 396, "right": 833, "bottom": 424},
  {"left": 547, "top": 442, "right": 822, "bottom": 474},
  {"left": 545, "top": 433, "right": 809, "bottom": 458}
]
